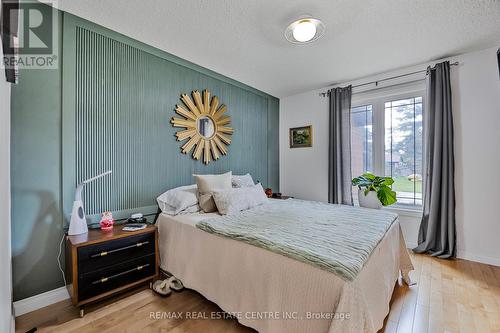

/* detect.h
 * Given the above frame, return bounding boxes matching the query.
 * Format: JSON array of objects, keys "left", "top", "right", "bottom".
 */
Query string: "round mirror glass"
[{"left": 197, "top": 116, "right": 215, "bottom": 138}]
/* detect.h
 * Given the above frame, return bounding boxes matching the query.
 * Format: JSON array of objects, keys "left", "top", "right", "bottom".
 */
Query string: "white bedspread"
[{"left": 158, "top": 207, "right": 413, "bottom": 333}]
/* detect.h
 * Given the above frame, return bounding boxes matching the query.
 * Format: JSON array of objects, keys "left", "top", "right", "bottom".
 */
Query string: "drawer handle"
[
  {"left": 90, "top": 241, "right": 150, "bottom": 258},
  {"left": 92, "top": 263, "right": 150, "bottom": 285}
]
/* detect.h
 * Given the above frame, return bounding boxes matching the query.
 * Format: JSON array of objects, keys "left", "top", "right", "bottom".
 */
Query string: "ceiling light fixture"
[{"left": 285, "top": 17, "right": 325, "bottom": 44}]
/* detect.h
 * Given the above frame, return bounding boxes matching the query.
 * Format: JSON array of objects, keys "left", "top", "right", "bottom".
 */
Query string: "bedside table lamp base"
[
  {"left": 68, "top": 170, "right": 112, "bottom": 236},
  {"left": 68, "top": 200, "right": 87, "bottom": 236}
]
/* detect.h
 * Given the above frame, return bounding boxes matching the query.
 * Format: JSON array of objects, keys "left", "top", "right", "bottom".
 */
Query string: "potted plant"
[{"left": 352, "top": 173, "right": 397, "bottom": 209}]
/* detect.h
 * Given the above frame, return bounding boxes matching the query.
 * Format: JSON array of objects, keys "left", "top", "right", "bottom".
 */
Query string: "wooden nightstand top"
[{"left": 67, "top": 225, "right": 156, "bottom": 247}]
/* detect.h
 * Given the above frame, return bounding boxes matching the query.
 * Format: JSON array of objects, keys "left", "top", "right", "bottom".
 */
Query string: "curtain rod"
[{"left": 318, "top": 61, "right": 459, "bottom": 97}]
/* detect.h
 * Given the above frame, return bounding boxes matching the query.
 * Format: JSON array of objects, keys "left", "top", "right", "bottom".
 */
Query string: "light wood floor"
[{"left": 15, "top": 253, "right": 500, "bottom": 333}]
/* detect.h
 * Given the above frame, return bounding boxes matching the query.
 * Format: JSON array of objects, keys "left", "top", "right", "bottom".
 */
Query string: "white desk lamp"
[{"left": 68, "top": 170, "right": 112, "bottom": 235}]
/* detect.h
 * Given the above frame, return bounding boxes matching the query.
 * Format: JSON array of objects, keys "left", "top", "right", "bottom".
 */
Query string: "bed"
[{"left": 158, "top": 199, "right": 413, "bottom": 333}]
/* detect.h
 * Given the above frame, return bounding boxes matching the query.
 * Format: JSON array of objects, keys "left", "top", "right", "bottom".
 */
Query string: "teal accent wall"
[
  {"left": 11, "top": 3, "right": 64, "bottom": 301},
  {"left": 11, "top": 6, "right": 279, "bottom": 300}
]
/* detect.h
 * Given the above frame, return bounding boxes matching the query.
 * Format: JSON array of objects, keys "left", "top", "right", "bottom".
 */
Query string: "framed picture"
[{"left": 289, "top": 125, "right": 312, "bottom": 148}]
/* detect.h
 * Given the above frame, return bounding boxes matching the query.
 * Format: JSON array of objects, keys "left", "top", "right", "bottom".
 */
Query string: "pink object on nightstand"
[{"left": 99, "top": 211, "right": 115, "bottom": 231}]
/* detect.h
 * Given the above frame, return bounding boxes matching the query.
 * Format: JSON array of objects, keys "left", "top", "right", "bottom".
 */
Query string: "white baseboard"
[
  {"left": 457, "top": 250, "right": 500, "bottom": 267},
  {"left": 407, "top": 245, "right": 500, "bottom": 267},
  {"left": 13, "top": 286, "right": 69, "bottom": 317}
]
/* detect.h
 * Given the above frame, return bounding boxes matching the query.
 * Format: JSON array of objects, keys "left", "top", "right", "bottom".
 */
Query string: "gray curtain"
[
  {"left": 413, "top": 61, "right": 456, "bottom": 258},
  {"left": 328, "top": 86, "right": 353, "bottom": 205}
]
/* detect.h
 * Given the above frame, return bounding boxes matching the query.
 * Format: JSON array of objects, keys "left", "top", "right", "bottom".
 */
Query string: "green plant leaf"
[
  {"left": 362, "top": 173, "right": 375, "bottom": 180},
  {"left": 377, "top": 185, "right": 397, "bottom": 206},
  {"left": 382, "top": 177, "right": 394, "bottom": 186},
  {"left": 352, "top": 176, "right": 372, "bottom": 188}
]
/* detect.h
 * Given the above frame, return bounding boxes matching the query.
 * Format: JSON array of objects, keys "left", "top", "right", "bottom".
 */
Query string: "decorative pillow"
[
  {"left": 212, "top": 183, "right": 269, "bottom": 215},
  {"left": 156, "top": 184, "right": 200, "bottom": 215},
  {"left": 193, "top": 171, "right": 232, "bottom": 213},
  {"left": 231, "top": 173, "right": 255, "bottom": 188}
]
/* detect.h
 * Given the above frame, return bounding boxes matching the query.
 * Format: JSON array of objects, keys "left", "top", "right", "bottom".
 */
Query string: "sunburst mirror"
[{"left": 171, "top": 90, "right": 233, "bottom": 164}]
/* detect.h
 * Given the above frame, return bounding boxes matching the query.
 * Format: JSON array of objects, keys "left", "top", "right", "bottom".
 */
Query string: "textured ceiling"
[{"left": 57, "top": 0, "right": 500, "bottom": 97}]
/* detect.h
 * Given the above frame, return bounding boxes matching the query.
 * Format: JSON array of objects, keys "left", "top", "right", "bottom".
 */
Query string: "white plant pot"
[{"left": 358, "top": 189, "right": 382, "bottom": 209}]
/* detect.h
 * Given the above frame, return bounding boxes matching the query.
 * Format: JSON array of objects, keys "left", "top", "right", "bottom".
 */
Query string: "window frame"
[{"left": 351, "top": 85, "right": 425, "bottom": 211}]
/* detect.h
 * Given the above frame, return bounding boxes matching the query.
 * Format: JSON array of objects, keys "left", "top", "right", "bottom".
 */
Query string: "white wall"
[
  {"left": 452, "top": 47, "right": 500, "bottom": 265},
  {"left": 280, "top": 46, "right": 500, "bottom": 265},
  {"left": 280, "top": 89, "right": 329, "bottom": 202},
  {"left": 0, "top": 19, "right": 13, "bottom": 331}
]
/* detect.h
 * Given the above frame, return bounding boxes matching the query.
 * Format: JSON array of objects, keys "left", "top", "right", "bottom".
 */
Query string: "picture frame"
[{"left": 289, "top": 125, "right": 313, "bottom": 148}]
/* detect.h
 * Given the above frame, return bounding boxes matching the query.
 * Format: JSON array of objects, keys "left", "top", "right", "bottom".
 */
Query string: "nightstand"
[{"left": 65, "top": 225, "right": 159, "bottom": 317}]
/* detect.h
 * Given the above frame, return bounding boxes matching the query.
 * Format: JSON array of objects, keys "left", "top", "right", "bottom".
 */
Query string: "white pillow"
[
  {"left": 157, "top": 184, "right": 200, "bottom": 215},
  {"left": 212, "top": 183, "right": 269, "bottom": 215},
  {"left": 159, "top": 203, "right": 200, "bottom": 216},
  {"left": 194, "top": 171, "right": 232, "bottom": 213},
  {"left": 231, "top": 173, "right": 255, "bottom": 188}
]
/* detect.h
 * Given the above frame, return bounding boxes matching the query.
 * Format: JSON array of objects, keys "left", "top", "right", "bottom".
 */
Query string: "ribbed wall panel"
[{"left": 74, "top": 27, "right": 277, "bottom": 216}]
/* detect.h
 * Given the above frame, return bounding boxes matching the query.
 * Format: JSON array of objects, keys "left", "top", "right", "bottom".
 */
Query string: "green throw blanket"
[{"left": 197, "top": 199, "right": 398, "bottom": 281}]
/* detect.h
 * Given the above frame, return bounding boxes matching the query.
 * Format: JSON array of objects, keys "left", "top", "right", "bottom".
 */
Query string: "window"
[
  {"left": 351, "top": 105, "right": 373, "bottom": 176},
  {"left": 351, "top": 91, "right": 424, "bottom": 208},
  {"left": 384, "top": 97, "right": 423, "bottom": 205}
]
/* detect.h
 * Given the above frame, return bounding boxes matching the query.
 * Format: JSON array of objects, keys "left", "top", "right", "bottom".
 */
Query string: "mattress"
[{"left": 158, "top": 204, "right": 413, "bottom": 333}]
